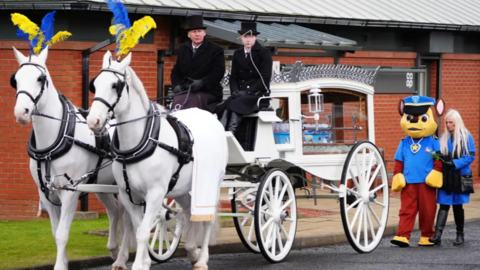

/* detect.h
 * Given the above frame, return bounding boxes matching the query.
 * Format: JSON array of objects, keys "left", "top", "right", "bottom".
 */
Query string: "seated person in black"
[{"left": 216, "top": 22, "right": 273, "bottom": 133}]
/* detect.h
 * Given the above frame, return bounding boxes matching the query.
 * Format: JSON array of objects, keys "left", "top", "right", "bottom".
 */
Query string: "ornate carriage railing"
[{"left": 220, "top": 61, "right": 380, "bottom": 86}]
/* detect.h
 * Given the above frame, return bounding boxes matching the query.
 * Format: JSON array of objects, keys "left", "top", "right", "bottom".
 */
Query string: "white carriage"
[{"left": 74, "top": 61, "right": 389, "bottom": 264}]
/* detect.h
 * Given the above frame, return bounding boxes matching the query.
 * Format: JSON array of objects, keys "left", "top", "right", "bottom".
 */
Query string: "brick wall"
[
  {"left": 0, "top": 16, "right": 169, "bottom": 219},
  {"left": 439, "top": 56, "right": 480, "bottom": 179},
  {"left": 2, "top": 17, "right": 480, "bottom": 218}
]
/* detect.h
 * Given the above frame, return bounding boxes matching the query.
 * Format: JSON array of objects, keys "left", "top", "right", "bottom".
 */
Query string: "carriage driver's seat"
[{"left": 234, "top": 105, "right": 274, "bottom": 152}]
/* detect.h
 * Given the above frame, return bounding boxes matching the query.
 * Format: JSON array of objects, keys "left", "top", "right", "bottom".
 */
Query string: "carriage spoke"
[
  {"left": 241, "top": 215, "right": 252, "bottom": 227},
  {"left": 158, "top": 224, "right": 164, "bottom": 255},
  {"left": 370, "top": 183, "right": 386, "bottom": 194},
  {"left": 355, "top": 203, "right": 364, "bottom": 243},
  {"left": 372, "top": 199, "right": 386, "bottom": 208},
  {"left": 164, "top": 225, "right": 171, "bottom": 251},
  {"left": 367, "top": 204, "right": 381, "bottom": 225},
  {"left": 346, "top": 188, "right": 361, "bottom": 198},
  {"left": 347, "top": 198, "right": 362, "bottom": 211},
  {"left": 366, "top": 204, "right": 376, "bottom": 239},
  {"left": 271, "top": 223, "right": 277, "bottom": 255},
  {"left": 261, "top": 217, "right": 275, "bottom": 232},
  {"left": 168, "top": 223, "right": 178, "bottom": 239},
  {"left": 365, "top": 152, "right": 374, "bottom": 186},
  {"left": 349, "top": 168, "right": 360, "bottom": 188},
  {"left": 279, "top": 223, "right": 291, "bottom": 242},
  {"left": 276, "top": 228, "right": 284, "bottom": 253},
  {"left": 278, "top": 184, "right": 288, "bottom": 202},
  {"left": 368, "top": 163, "right": 382, "bottom": 189},
  {"left": 363, "top": 206, "right": 368, "bottom": 247},
  {"left": 150, "top": 223, "right": 160, "bottom": 249},
  {"left": 279, "top": 199, "right": 293, "bottom": 212},
  {"left": 248, "top": 217, "right": 255, "bottom": 242},
  {"left": 274, "top": 176, "right": 281, "bottom": 201},
  {"left": 350, "top": 203, "right": 364, "bottom": 235},
  {"left": 355, "top": 155, "right": 364, "bottom": 185}
]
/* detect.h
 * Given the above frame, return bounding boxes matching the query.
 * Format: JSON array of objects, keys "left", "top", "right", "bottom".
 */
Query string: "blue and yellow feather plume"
[
  {"left": 11, "top": 11, "right": 72, "bottom": 55},
  {"left": 106, "top": 0, "right": 156, "bottom": 57}
]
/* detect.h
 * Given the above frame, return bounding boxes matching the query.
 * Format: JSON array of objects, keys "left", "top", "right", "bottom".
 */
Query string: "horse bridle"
[
  {"left": 10, "top": 62, "right": 48, "bottom": 108},
  {"left": 89, "top": 68, "right": 129, "bottom": 119}
]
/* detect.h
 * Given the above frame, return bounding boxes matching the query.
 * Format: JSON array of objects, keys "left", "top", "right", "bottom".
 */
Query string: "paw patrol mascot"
[{"left": 390, "top": 95, "right": 445, "bottom": 247}]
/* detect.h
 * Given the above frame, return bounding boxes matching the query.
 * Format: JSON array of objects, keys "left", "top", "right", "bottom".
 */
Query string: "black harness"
[
  {"left": 11, "top": 62, "right": 112, "bottom": 206},
  {"left": 90, "top": 68, "right": 194, "bottom": 207}
]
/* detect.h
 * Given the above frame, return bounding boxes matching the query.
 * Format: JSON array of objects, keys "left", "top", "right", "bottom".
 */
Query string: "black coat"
[
  {"left": 216, "top": 41, "right": 273, "bottom": 115},
  {"left": 171, "top": 38, "right": 225, "bottom": 112}
]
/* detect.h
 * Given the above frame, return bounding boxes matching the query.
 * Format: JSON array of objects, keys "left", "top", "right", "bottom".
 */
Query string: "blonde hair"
[{"left": 440, "top": 109, "right": 470, "bottom": 157}]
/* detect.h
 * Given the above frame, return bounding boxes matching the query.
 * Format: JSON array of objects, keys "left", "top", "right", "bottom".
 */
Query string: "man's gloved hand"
[
  {"left": 190, "top": 79, "right": 204, "bottom": 92},
  {"left": 173, "top": 85, "right": 182, "bottom": 94}
]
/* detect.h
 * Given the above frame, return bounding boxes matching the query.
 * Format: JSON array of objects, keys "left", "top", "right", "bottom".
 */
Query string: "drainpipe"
[
  {"left": 157, "top": 50, "right": 166, "bottom": 104},
  {"left": 80, "top": 37, "right": 115, "bottom": 211}
]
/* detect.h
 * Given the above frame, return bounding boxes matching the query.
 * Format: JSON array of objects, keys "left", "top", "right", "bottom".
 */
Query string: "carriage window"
[
  {"left": 271, "top": 97, "right": 290, "bottom": 145},
  {"left": 301, "top": 89, "right": 368, "bottom": 154}
]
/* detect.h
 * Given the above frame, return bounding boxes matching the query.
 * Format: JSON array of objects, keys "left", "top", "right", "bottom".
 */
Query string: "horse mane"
[{"left": 126, "top": 66, "right": 168, "bottom": 113}]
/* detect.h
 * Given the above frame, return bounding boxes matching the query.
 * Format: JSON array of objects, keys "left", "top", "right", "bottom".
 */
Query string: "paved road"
[{"left": 92, "top": 220, "right": 480, "bottom": 270}]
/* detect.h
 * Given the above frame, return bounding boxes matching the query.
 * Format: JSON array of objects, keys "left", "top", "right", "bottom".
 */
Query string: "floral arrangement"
[{"left": 425, "top": 147, "right": 445, "bottom": 162}]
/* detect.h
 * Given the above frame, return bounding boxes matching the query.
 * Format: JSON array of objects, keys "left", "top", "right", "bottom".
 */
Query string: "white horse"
[
  {"left": 11, "top": 46, "right": 134, "bottom": 270},
  {"left": 86, "top": 50, "right": 227, "bottom": 270}
]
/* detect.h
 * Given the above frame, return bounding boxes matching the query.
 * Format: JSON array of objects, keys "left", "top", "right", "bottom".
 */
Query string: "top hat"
[
  {"left": 238, "top": 22, "right": 260, "bottom": 35},
  {"left": 185, "top": 15, "right": 207, "bottom": 31},
  {"left": 402, "top": 95, "right": 435, "bottom": 115}
]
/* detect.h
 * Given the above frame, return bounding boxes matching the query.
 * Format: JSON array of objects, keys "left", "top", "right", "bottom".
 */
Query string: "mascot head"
[{"left": 398, "top": 95, "right": 445, "bottom": 139}]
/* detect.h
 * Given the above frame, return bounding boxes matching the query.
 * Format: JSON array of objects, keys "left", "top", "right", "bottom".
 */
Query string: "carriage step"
[{"left": 75, "top": 184, "right": 119, "bottom": 194}]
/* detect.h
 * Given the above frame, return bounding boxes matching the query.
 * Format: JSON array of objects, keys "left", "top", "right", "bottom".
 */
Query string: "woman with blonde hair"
[{"left": 429, "top": 109, "right": 476, "bottom": 246}]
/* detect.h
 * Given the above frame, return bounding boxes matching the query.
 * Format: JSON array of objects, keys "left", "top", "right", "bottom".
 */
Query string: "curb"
[{"left": 10, "top": 217, "right": 480, "bottom": 270}]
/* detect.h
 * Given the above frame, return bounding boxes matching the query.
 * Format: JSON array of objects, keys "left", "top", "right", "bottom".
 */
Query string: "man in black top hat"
[
  {"left": 171, "top": 15, "right": 225, "bottom": 113},
  {"left": 216, "top": 21, "right": 273, "bottom": 134}
]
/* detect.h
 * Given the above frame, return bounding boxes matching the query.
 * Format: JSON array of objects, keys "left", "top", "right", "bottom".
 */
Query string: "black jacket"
[
  {"left": 216, "top": 41, "right": 272, "bottom": 115},
  {"left": 230, "top": 41, "right": 272, "bottom": 96},
  {"left": 171, "top": 38, "right": 225, "bottom": 100}
]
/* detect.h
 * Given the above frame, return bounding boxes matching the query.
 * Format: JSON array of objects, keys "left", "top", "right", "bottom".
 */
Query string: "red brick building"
[{"left": 1, "top": 1, "right": 479, "bottom": 218}]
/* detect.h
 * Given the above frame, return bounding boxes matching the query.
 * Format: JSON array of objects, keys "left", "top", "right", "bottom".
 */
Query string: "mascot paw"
[
  {"left": 426, "top": 170, "right": 443, "bottom": 188},
  {"left": 418, "top": 237, "right": 435, "bottom": 246},
  {"left": 390, "top": 236, "right": 410, "bottom": 247},
  {"left": 391, "top": 173, "right": 406, "bottom": 192}
]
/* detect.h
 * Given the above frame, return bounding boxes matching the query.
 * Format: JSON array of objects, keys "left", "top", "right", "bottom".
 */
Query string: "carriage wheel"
[
  {"left": 255, "top": 169, "right": 297, "bottom": 263},
  {"left": 231, "top": 187, "right": 260, "bottom": 253},
  {"left": 148, "top": 199, "right": 183, "bottom": 263},
  {"left": 340, "top": 141, "right": 389, "bottom": 253}
]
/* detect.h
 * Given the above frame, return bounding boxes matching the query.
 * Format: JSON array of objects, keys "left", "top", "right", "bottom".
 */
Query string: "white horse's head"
[
  {"left": 87, "top": 50, "right": 132, "bottom": 133},
  {"left": 12, "top": 46, "right": 50, "bottom": 124}
]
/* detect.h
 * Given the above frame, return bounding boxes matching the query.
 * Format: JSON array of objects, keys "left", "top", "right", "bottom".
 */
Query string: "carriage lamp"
[{"left": 308, "top": 86, "right": 324, "bottom": 130}]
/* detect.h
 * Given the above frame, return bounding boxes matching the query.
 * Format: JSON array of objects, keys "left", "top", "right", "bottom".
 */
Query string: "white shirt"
[
  {"left": 192, "top": 42, "right": 202, "bottom": 52},
  {"left": 244, "top": 48, "right": 251, "bottom": 58}
]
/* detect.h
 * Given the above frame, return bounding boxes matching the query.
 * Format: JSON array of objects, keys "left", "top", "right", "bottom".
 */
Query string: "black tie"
[
  {"left": 245, "top": 52, "right": 250, "bottom": 59},
  {"left": 192, "top": 47, "right": 197, "bottom": 57}
]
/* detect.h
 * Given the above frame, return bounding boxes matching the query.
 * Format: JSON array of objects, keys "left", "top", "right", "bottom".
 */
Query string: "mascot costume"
[{"left": 390, "top": 95, "right": 445, "bottom": 247}]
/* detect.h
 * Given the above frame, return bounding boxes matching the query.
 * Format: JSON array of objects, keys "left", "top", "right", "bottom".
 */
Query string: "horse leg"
[
  {"left": 39, "top": 192, "right": 61, "bottom": 239},
  {"left": 117, "top": 190, "right": 146, "bottom": 270},
  {"left": 54, "top": 192, "right": 80, "bottom": 270},
  {"left": 96, "top": 193, "right": 120, "bottom": 259},
  {"left": 112, "top": 203, "right": 134, "bottom": 270},
  {"left": 192, "top": 221, "right": 215, "bottom": 270},
  {"left": 175, "top": 194, "right": 201, "bottom": 265},
  {"left": 132, "top": 188, "right": 165, "bottom": 270}
]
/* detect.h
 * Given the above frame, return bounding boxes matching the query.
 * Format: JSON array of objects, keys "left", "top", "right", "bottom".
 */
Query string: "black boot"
[
  {"left": 453, "top": 207, "right": 464, "bottom": 246},
  {"left": 227, "top": 112, "right": 243, "bottom": 134},
  {"left": 429, "top": 208, "right": 449, "bottom": 245},
  {"left": 219, "top": 110, "right": 229, "bottom": 130}
]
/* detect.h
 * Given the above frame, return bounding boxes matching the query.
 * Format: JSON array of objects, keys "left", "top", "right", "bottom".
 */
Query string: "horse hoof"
[
  {"left": 112, "top": 267, "right": 126, "bottom": 270},
  {"left": 193, "top": 266, "right": 208, "bottom": 270}
]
